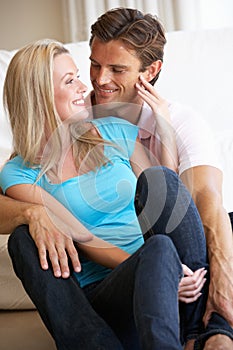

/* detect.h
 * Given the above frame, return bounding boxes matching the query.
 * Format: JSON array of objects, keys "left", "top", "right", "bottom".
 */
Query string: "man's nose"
[{"left": 96, "top": 68, "right": 111, "bottom": 85}]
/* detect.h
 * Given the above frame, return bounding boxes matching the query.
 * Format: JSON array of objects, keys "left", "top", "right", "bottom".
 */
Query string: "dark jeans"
[
  {"left": 9, "top": 227, "right": 184, "bottom": 350},
  {"left": 135, "top": 167, "right": 233, "bottom": 349},
  {"left": 8, "top": 166, "right": 233, "bottom": 349}
]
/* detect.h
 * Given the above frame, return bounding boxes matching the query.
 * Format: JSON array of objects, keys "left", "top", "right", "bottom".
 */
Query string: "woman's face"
[{"left": 53, "top": 53, "right": 89, "bottom": 121}]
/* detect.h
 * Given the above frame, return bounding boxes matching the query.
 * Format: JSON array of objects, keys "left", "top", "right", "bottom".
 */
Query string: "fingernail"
[{"left": 62, "top": 271, "right": 70, "bottom": 278}]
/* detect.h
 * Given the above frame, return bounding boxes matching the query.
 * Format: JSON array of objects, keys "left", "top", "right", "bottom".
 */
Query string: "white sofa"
[{"left": 0, "top": 27, "right": 233, "bottom": 349}]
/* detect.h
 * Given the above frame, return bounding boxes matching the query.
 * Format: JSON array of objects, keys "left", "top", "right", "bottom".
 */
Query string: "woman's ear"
[{"left": 142, "top": 60, "right": 163, "bottom": 82}]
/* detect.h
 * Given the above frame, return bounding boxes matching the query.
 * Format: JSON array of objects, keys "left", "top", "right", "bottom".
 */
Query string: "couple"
[{"left": 0, "top": 7, "right": 233, "bottom": 349}]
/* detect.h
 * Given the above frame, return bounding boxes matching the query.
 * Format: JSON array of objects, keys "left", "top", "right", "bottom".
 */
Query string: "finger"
[
  {"left": 180, "top": 267, "right": 206, "bottom": 286},
  {"left": 179, "top": 277, "right": 206, "bottom": 296},
  {"left": 48, "top": 247, "right": 62, "bottom": 278},
  {"left": 179, "top": 271, "right": 207, "bottom": 294},
  {"left": 139, "top": 75, "right": 161, "bottom": 97},
  {"left": 56, "top": 245, "right": 71, "bottom": 279},
  {"left": 182, "top": 264, "right": 194, "bottom": 276},
  {"left": 179, "top": 292, "right": 202, "bottom": 303},
  {"left": 66, "top": 241, "right": 81, "bottom": 273},
  {"left": 136, "top": 85, "right": 159, "bottom": 107},
  {"left": 37, "top": 244, "right": 49, "bottom": 270},
  {"left": 136, "top": 82, "right": 155, "bottom": 99},
  {"left": 179, "top": 271, "right": 207, "bottom": 292},
  {"left": 33, "top": 233, "right": 49, "bottom": 270}
]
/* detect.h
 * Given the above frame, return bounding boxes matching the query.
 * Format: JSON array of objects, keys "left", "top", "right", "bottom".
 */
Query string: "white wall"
[
  {"left": 1, "top": 0, "right": 233, "bottom": 50},
  {"left": 0, "top": 0, "right": 65, "bottom": 50}
]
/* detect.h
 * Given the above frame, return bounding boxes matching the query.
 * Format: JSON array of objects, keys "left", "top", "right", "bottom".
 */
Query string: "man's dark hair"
[{"left": 90, "top": 7, "right": 167, "bottom": 85}]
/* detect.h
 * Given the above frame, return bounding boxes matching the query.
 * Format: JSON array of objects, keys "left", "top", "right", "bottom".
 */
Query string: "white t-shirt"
[
  {"left": 85, "top": 92, "right": 220, "bottom": 176},
  {"left": 138, "top": 100, "right": 220, "bottom": 175}
]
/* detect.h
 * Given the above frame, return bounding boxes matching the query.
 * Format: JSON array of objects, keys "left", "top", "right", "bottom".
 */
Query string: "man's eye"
[
  {"left": 91, "top": 63, "right": 100, "bottom": 69},
  {"left": 112, "top": 68, "right": 124, "bottom": 73}
]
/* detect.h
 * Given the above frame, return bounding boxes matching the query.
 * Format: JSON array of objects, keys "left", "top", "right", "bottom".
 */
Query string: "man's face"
[{"left": 90, "top": 38, "right": 144, "bottom": 108}]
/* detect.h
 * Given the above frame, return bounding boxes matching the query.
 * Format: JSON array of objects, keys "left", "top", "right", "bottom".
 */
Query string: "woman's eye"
[{"left": 67, "top": 75, "right": 80, "bottom": 84}]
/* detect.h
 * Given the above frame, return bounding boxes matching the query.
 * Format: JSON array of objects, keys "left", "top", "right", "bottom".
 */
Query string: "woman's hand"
[
  {"left": 136, "top": 75, "right": 178, "bottom": 172},
  {"left": 136, "top": 75, "right": 171, "bottom": 131},
  {"left": 178, "top": 264, "right": 207, "bottom": 303}
]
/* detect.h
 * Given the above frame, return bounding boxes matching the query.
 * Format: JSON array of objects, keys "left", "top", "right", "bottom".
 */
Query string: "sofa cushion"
[
  {"left": 0, "top": 310, "right": 56, "bottom": 350},
  {"left": 0, "top": 235, "right": 35, "bottom": 309}
]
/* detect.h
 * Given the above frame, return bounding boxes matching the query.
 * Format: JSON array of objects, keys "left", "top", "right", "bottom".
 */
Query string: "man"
[
  {"left": 1, "top": 7, "right": 233, "bottom": 349},
  {"left": 87, "top": 7, "right": 233, "bottom": 341}
]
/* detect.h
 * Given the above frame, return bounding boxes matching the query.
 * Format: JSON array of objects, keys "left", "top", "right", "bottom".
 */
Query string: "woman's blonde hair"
[{"left": 3, "top": 39, "right": 109, "bottom": 178}]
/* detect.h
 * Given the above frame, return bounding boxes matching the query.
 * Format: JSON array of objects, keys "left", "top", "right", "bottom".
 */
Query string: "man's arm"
[
  {"left": 0, "top": 190, "right": 82, "bottom": 278},
  {"left": 181, "top": 165, "right": 233, "bottom": 326},
  {"left": 0, "top": 190, "right": 33, "bottom": 234}
]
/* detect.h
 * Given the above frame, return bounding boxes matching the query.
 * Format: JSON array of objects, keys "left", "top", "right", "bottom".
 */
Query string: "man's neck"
[{"left": 91, "top": 92, "right": 143, "bottom": 125}]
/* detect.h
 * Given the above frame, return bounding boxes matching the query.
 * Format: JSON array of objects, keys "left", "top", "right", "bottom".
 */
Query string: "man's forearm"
[
  {"left": 181, "top": 166, "right": 233, "bottom": 259},
  {"left": 182, "top": 165, "right": 233, "bottom": 323},
  {"left": 0, "top": 194, "right": 31, "bottom": 234},
  {"left": 204, "top": 206, "right": 233, "bottom": 262}
]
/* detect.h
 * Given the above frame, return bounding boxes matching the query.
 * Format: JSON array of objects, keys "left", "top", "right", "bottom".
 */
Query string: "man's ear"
[{"left": 142, "top": 60, "right": 163, "bottom": 82}]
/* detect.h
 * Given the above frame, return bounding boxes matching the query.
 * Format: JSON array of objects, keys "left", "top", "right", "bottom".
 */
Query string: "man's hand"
[
  {"left": 178, "top": 264, "right": 207, "bottom": 303},
  {"left": 203, "top": 256, "right": 233, "bottom": 327},
  {"left": 25, "top": 204, "right": 81, "bottom": 278}
]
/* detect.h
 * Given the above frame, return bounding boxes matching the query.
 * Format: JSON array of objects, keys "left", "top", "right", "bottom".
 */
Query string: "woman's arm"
[
  {"left": 136, "top": 75, "right": 178, "bottom": 172},
  {"left": 77, "top": 239, "right": 130, "bottom": 269},
  {"left": 6, "top": 184, "right": 93, "bottom": 243},
  {"left": 6, "top": 184, "right": 130, "bottom": 271}
]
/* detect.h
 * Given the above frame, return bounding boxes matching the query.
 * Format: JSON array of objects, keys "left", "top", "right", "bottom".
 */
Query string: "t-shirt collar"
[
  {"left": 137, "top": 102, "right": 156, "bottom": 139},
  {"left": 85, "top": 92, "right": 156, "bottom": 139}
]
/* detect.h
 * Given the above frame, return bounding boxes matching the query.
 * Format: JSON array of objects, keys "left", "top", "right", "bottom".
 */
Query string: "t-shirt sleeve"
[
  {"left": 0, "top": 156, "right": 40, "bottom": 194},
  {"left": 170, "top": 104, "right": 221, "bottom": 175}
]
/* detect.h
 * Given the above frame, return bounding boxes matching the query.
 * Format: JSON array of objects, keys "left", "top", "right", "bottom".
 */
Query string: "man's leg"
[
  {"left": 135, "top": 166, "right": 208, "bottom": 341},
  {"left": 135, "top": 166, "right": 207, "bottom": 268},
  {"left": 8, "top": 225, "right": 123, "bottom": 350},
  {"left": 135, "top": 166, "right": 233, "bottom": 346}
]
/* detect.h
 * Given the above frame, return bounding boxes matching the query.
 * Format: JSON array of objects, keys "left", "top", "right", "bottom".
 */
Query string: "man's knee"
[
  {"left": 140, "top": 166, "right": 178, "bottom": 181},
  {"left": 137, "top": 166, "right": 179, "bottom": 197},
  {"left": 135, "top": 167, "right": 181, "bottom": 226}
]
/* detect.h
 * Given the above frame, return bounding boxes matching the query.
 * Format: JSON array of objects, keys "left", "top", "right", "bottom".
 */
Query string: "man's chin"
[
  {"left": 92, "top": 101, "right": 122, "bottom": 117},
  {"left": 92, "top": 101, "right": 142, "bottom": 122}
]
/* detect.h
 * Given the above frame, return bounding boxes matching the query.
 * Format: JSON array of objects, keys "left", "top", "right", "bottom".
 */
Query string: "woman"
[{"left": 0, "top": 39, "right": 231, "bottom": 350}]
